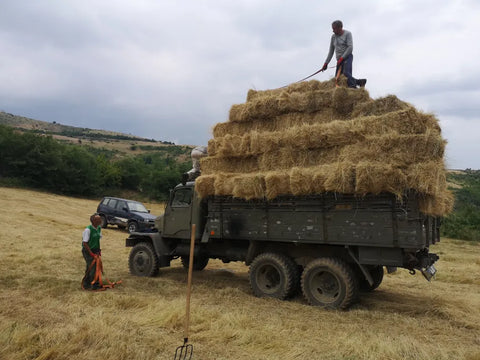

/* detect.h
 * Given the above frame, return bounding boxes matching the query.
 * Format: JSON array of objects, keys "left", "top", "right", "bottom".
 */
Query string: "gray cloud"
[{"left": 1, "top": 0, "right": 479, "bottom": 168}]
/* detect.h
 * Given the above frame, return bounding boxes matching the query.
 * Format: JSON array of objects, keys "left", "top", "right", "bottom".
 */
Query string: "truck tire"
[
  {"left": 128, "top": 242, "right": 159, "bottom": 277},
  {"left": 128, "top": 221, "right": 138, "bottom": 233},
  {"left": 359, "top": 265, "right": 384, "bottom": 292},
  {"left": 100, "top": 215, "right": 108, "bottom": 228},
  {"left": 249, "top": 253, "right": 298, "bottom": 300},
  {"left": 181, "top": 256, "right": 209, "bottom": 271},
  {"left": 301, "top": 257, "right": 358, "bottom": 309}
]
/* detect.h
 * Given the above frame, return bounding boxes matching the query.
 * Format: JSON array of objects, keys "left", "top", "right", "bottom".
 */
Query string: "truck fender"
[
  {"left": 126, "top": 232, "right": 171, "bottom": 257},
  {"left": 245, "top": 241, "right": 261, "bottom": 266},
  {"left": 126, "top": 233, "right": 159, "bottom": 248},
  {"left": 151, "top": 235, "right": 171, "bottom": 257},
  {"left": 346, "top": 246, "right": 374, "bottom": 287}
]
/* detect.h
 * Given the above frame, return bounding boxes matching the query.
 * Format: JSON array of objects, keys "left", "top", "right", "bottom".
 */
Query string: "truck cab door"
[{"left": 163, "top": 186, "right": 193, "bottom": 239}]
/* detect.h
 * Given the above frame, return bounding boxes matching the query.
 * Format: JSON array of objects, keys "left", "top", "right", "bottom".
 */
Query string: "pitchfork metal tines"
[{"left": 174, "top": 339, "right": 193, "bottom": 360}]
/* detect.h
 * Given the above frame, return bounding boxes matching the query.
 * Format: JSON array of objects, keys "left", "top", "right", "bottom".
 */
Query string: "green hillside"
[
  {"left": 442, "top": 169, "right": 480, "bottom": 241},
  {"left": 0, "top": 118, "right": 193, "bottom": 201}
]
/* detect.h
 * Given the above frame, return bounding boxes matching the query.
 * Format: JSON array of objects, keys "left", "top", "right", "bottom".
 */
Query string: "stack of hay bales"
[{"left": 196, "top": 78, "right": 453, "bottom": 216}]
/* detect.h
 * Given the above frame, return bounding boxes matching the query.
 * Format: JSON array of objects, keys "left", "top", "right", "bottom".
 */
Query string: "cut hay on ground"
[
  {"left": 198, "top": 78, "right": 453, "bottom": 216},
  {"left": 1, "top": 187, "right": 479, "bottom": 360}
]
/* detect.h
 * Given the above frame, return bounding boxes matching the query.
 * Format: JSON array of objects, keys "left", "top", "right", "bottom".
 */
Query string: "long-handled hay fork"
[
  {"left": 174, "top": 224, "right": 196, "bottom": 360},
  {"left": 335, "top": 63, "right": 343, "bottom": 87}
]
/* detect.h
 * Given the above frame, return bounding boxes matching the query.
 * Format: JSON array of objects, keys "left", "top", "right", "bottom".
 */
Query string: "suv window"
[
  {"left": 172, "top": 188, "right": 192, "bottom": 207},
  {"left": 116, "top": 200, "right": 127, "bottom": 211},
  {"left": 127, "top": 201, "right": 149, "bottom": 213},
  {"left": 108, "top": 199, "right": 118, "bottom": 209}
]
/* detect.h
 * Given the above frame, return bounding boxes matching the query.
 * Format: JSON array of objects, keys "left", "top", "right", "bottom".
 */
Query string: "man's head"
[
  {"left": 90, "top": 213, "right": 102, "bottom": 228},
  {"left": 332, "top": 20, "right": 343, "bottom": 35}
]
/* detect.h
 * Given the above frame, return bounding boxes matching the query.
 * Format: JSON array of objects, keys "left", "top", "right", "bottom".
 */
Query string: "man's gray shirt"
[{"left": 324, "top": 30, "right": 353, "bottom": 64}]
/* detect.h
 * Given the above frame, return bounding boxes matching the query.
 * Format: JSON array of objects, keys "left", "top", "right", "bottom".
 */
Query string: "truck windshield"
[
  {"left": 172, "top": 188, "right": 192, "bottom": 206},
  {"left": 127, "top": 201, "right": 148, "bottom": 213}
]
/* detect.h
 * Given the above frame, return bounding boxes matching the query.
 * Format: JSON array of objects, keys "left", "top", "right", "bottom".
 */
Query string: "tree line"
[
  {"left": 441, "top": 169, "right": 480, "bottom": 241},
  {"left": 0, "top": 124, "right": 191, "bottom": 200}
]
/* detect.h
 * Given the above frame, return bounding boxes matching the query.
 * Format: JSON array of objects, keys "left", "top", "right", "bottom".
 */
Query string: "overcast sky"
[{"left": 1, "top": 1, "right": 479, "bottom": 169}]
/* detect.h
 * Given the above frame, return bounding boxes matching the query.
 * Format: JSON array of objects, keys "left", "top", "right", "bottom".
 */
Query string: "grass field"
[{"left": 1, "top": 187, "right": 479, "bottom": 360}]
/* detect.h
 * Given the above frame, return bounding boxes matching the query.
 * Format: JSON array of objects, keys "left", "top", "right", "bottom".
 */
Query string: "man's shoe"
[{"left": 357, "top": 79, "right": 367, "bottom": 87}]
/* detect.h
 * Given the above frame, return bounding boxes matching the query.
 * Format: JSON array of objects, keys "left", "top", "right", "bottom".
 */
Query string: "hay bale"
[
  {"left": 213, "top": 173, "right": 237, "bottom": 196},
  {"left": 351, "top": 95, "right": 411, "bottom": 117},
  {"left": 258, "top": 147, "right": 341, "bottom": 172},
  {"left": 201, "top": 156, "right": 259, "bottom": 175},
  {"left": 355, "top": 162, "right": 408, "bottom": 197},
  {"left": 418, "top": 193, "right": 454, "bottom": 217},
  {"left": 264, "top": 171, "right": 291, "bottom": 199},
  {"left": 198, "top": 78, "right": 452, "bottom": 216},
  {"left": 289, "top": 166, "right": 330, "bottom": 196},
  {"left": 195, "top": 175, "right": 216, "bottom": 198},
  {"left": 406, "top": 160, "right": 449, "bottom": 197},
  {"left": 332, "top": 87, "right": 370, "bottom": 118},
  {"left": 353, "top": 108, "right": 441, "bottom": 135},
  {"left": 338, "top": 131, "right": 446, "bottom": 165},
  {"left": 232, "top": 174, "right": 266, "bottom": 200},
  {"left": 213, "top": 110, "right": 335, "bottom": 138},
  {"left": 229, "top": 89, "right": 334, "bottom": 123},
  {"left": 246, "top": 78, "right": 342, "bottom": 102}
]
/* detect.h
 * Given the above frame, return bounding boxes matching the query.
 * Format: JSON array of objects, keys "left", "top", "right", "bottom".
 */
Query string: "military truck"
[{"left": 126, "top": 181, "right": 440, "bottom": 309}]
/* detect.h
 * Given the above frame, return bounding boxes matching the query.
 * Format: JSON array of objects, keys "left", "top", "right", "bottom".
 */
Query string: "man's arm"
[
  {"left": 82, "top": 228, "right": 95, "bottom": 257},
  {"left": 324, "top": 35, "right": 335, "bottom": 65}
]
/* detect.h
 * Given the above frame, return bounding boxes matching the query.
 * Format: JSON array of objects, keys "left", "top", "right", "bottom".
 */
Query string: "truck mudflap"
[{"left": 407, "top": 248, "right": 439, "bottom": 281}]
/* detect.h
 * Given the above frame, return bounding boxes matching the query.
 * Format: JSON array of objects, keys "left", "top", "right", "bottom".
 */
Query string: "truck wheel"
[
  {"left": 181, "top": 256, "right": 209, "bottom": 271},
  {"left": 128, "top": 221, "right": 138, "bottom": 233},
  {"left": 301, "top": 257, "right": 358, "bottom": 309},
  {"left": 128, "top": 242, "right": 159, "bottom": 277},
  {"left": 249, "top": 253, "right": 298, "bottom": 300},
  {"left": 359, "top": 265, "right": 384, "bottom": 292},
  {"left": 100, "top": 215, "right": 108, "bottom": 228}
]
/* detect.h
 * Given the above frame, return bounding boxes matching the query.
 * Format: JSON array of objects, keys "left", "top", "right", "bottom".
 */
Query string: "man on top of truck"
[{"left": 321, "top": 20, "right": 367, "bottom": 89}]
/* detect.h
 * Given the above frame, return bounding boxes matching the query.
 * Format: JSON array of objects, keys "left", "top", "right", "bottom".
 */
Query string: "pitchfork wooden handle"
[{"left": 184, "top": 223, "right": 196, "bottom": 341}]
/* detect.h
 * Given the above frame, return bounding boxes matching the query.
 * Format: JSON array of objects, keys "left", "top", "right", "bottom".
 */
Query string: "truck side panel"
[{"left": 208, "top": 193, "right": 428, "bottom": 249}]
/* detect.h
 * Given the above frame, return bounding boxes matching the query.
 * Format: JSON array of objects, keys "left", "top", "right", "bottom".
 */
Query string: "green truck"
[{"left": 126, "top": 181, "right": 440, "bottom": 309}]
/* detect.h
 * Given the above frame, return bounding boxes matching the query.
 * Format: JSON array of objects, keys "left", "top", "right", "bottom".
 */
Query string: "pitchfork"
[{"left": 174, "top": 224, "right": 196, "bottom": 360}]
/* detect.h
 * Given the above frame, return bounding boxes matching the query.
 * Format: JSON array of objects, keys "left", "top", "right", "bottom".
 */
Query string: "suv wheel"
[{"left": 128, "top": 221, "right": 138, "bottom": 233}]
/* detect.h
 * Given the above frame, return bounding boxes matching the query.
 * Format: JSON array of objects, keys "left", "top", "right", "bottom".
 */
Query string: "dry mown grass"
[{"left": 1, "top": 187, "right": 479, "bottom": 360}]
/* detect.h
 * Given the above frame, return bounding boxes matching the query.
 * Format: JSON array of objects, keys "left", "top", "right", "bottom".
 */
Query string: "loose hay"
[{"left": 197, "top": 79, "right": 453, "bottom": 216}]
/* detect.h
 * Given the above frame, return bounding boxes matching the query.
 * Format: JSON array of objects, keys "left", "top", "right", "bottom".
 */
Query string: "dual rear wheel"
[
  {"left": 249, "top": 253, "right": 359, "bottom": 309},
  {"left": 249, "top": 253, "right": 300, "bottom": 300}
]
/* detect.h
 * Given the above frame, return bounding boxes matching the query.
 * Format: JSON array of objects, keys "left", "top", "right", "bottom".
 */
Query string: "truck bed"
[{"left": 207, "top": 192, "right": 440, "bottom": 249}]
